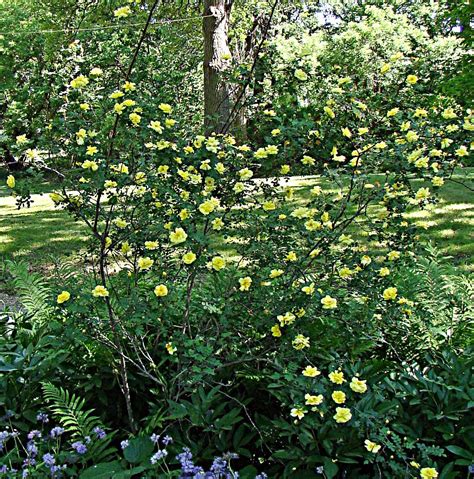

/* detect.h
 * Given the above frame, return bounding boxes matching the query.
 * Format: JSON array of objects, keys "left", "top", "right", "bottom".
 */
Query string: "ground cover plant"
[{"left": 0, "top": 0, "right": 473, "bottom": 478}]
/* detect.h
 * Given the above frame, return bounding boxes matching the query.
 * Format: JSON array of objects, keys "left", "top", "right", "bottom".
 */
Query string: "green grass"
[
  {"left": 0, "top": 189, "right": 87, "bottom": 265},
  {"left": 0, "top": 169, "right": 472, "bottom": 271}
]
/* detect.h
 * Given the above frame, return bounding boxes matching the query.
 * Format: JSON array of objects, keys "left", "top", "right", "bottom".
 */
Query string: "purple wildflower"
[
  {"left": 150, "top": 433, "right": 160, "bottom": 444},
  {"left": 36, "top": 412, "right": 49, "bottom": 424},
  {"left": 27, "top": 430, "right": 41, "bottom": 440},
  {"left": 120, "top": 440, "right": 129, "bottom": 450},
  {"left": 42, "top": 453, "right": 55, "bottom": 466},
  {"left": 162, "top": 435, "right": 173, "bottom": 446},
  {"left": 150, "top": 449, "right": 168, "bottom": 464},
  {"left": 93, "top": 427, "right": 106, "bottom": 439},
  {"left": 50, "top": 427, "right": 65, "bottom": 438},
  {"left": 71, "top": 441, "right": 87, "bottom": 454}
]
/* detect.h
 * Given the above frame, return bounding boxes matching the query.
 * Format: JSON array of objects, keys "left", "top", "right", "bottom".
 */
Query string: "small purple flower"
[
  {"left": 84, "top": 436, "right": 91, "bottom": 444},
  {"left": 71, "top": 441, "right": 87, "bottom": 454},
  {"left": 26, "top": 440, "right": 38, "bottom": 457},
  {"left": 27, "top": 430, "right": 41, "bottom": 440},
  {"left": 0, "top": 465, "right": 7, "bottom": 473},
  {"left": 315, "top": 466, "right": 324, "bottom": 474},
  {"left": 93, "top": 427, "right": 106, "bottom": 439},
  {"left": 255, "top": 474, "right": 268, "bottom": 479},
  {"left": 162, "top": 435, "right": 173, "bottom": 446},
  {"left": 22, "top": 470, "right": 29, "bottom": 478},
  {"left": 50, "top": 427, "right": 65, "bottom": 438},
  {"left": 150, "top": 449, "right": 168, "bottom": 464},
  {"left": 150, "top": 433, "right": 160, "bottom": 444},
  {"left": 36, "top": 412, "right": 49, "bottom": 424},
  {"left": 120, "top": 440, "right": 129, "bottom": 450},
  {"left": 42, "top": 453, "right": 55, "bottom": 466}
]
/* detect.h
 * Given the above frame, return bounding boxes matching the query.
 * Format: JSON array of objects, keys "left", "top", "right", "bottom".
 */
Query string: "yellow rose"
[
  {"left": 92, "top": 285, "right": 109, "bottom": 297},
  {"left": 333, "top": 407, "right": 352, "bottom": 423},
  {"left": 331, "top": 390, "right": 346, "bottom": 404},
  {"left": 350, "top": 377, "right": 367, "bottom": 393},
  {"left": 6, "top": 175, "right": 15, "bottom": 188},
  {"left": 154, "top": 284, "right": 168, "bottom": 297},
  {"left": 57, "top": 291, "right": 71, "bottom": 304}
]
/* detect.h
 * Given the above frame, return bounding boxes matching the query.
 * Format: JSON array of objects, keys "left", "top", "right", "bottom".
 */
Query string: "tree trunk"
[{"left": 203, "top": 0, "right": 233, "bottom": 135}]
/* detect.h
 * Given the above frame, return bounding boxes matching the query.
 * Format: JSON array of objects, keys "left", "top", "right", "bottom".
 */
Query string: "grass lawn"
[{"left": 0, "top": 169, "right": 472, "bottom": 272}]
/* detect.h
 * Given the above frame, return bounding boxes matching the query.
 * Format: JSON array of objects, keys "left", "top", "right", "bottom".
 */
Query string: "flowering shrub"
[{"left": 2, "top": 2, "right": 473, "bottom": 478}]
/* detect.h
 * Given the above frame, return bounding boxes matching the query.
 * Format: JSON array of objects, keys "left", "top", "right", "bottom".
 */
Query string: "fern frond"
[
  {"left": 41, "top": 382, "right": 102, "bottom": 437},
  {"left": 5, "top": 260, "right": 53, "bottom": 323}
]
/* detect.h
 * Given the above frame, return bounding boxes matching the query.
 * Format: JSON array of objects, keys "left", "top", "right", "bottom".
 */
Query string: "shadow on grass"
[{"left": 0, "top": 208, "right": 86, "bottom": 262}]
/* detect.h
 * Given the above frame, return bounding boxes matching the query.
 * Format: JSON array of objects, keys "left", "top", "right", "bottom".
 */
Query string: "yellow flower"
[
  {"left": 383, "top": 287, "right": 398, "bottom": 301},
  {"left": 379, "top": 267, "right": 390, "bottom": 277},
  {"left": 350, "top": 377, "right": 367, "bottom": 393},
  {"left": 263, "top": 201, "right": 277, "bottom": 211},
  {"left": 145, "top": 241, "right": 159, "bottom": 250},
  {"left": 302, "top": 366, "right": 320, "bottom": 377},
  {"left": 321, "top": 295, "right": 337, "bottom": 309},
  {"left": 361, "top": 255, "right": 372, "bottom": 266},
  {"left": 149, "top": 121, "right": 163, "bottom": 133},
  {"left": 301, "top": 155, "right": 316, "bottom": 166},
  {"left": 212, "top": 218, "right": 224, "bottom": 230},
  {"left": 238, "top": 168, "right": 254, "bottom": 181},
  {"left": 415, "top": 187, "right": 430, "bottom": 201},
  {"left": 6, "top": 175, "right": 15, "bottom": 188},
  {"left": 271, "top": 324, "right": 282, "bottom": 337},
  {"left": 169, "top": 227, "right": 187, "bottom": 244},
  {"left": 165, "top": 118, "right": 176, "bottom": 128},
  {"left": 387, "top": 107, "right": 399, "bottom": 117},
  {"left": 198, "top": 200, "right": 216, "bottom": 215},
  {"left": 114, "top": 103, "right": 125, "bottom": 115},
  {"left": 358, "top": 127, "right": 369, "bottom": 135},
  {"left": 364, "top": 440, "right": 381, "bottom": 453},
  {"left": 138, "top": 257, "right": 154, "bottom": 270},
  {"left": 70, "top": 75, "right": 89, "bottom": 89},
  {"left": 406, "top": 130, "right": 419, "bottom": 142},
  {"left": 129, "top": 112, "right": 141, "bottom": 126},
  {"left": 420, "top": 468, "right": 438, "bottom": 479},
  {"left": 280, "top": 164, "right": 290, "bottom": 174},
  {"left": 331, "top": 390, "right": 346, "bottom": 404},
  {"left": 292, "top": 334, "right": 310, "bottom": 350},
  {"left": 154, "top": 284, "right": 168, "bottom": 297},
  {"left": 165, "top": 342, "right": 177, "bottom": 355},
  {"left": 432, "top": 176, "right": 444, "bottom": 187},
  {"left": 294, "top": 69, "right": 308, "bottom": 81},
  {"left": 82, "top": 160, "right": 98, "bottom": 171},
  {"left": 211, "top": 256, "right": 226, "bottom": 271},
  {"left": 80, "top": 103, "right": 90, "bottom": 111},
  {"left": 269, "top": 269, "right": 284, "bottom": 279},
  {"left": 286, "top": 251, "right": 297, "bottom": 262},
  {"left": 329, "top": 371, "right": 345, "bottom": 384},
  {"left": 271, "top": 128, "right": 281, "bottom": 136},
  {"left": 342, "top": 127, "right": 352, "bottom": 138},
  {"left": 114, "top": 218, "right": 128, "bottom": 229},
  {"left": 90, "top": 67, "right": 103, "bottom": 77},
  {"left": 92, "top": 285, "right": 109, "bottom": 297},
  {"left": 114, "top": 6, "right": 131, "bottom": 17},
  {"left": 233, "top": 182, "right": 245, "bottom": 193},
  {"left": 305, "top": 394, "right": 324, "bottom": 406},
  {"left": 290, "top": 407, "right": 307, "bottom": 420},
  {"left": 455, "top": 145, "right": 469, "bottom": 157},
  {"left": 57, "top": 291, "right": 70, "bottom": 304},
  {"left": 302, "top": 283, "right": 315, "bottom": 295},
  {"left": 16, "top": 134, "right": 28, "bottom": 145},
  {"left": 388, "top": 251, "right": 400, "bottom": 261},
  {"left": 239, "top": 276, "right": 252, "bottom": 291},
  {"left": 182, "top": 252, "right": 197, "bottom": 264},
  {"left": 123, "top": 81, "right": 135, "bottom": 92},
  {"left": 333, "top": 407, "right": 352, "bottom": 423},
  {"left": 380, "top": 63, "right": 390, "bottom": 74},
  {"left": 159, "top": 103, "right": 173, "bottom": 114},
  {"left": 406, "top": 75, "right": 418, "bottom": 85},
  {"left": 277, "top": 312, "right": 296, "bottom": 326},
  {"left": 324, "top": 106, "right": 335, "bottom": 119},
  {"left": 86, "top": 146, "right": 98, "bottom": 156}
]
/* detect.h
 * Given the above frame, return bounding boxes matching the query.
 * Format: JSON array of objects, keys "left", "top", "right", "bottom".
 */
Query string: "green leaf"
[
  {"left": 80, "top": 462, "right": 123, "bottom": 479},
  {"left": 446, "top": 445, "right": 473, "bottom": 460},
  {"left": 123, "top": 437, "right": 154, "bottom": 464}
]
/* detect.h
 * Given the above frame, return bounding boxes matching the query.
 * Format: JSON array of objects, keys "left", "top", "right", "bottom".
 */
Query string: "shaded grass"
[
  {"left": 0, "top": 190, "right": 87, "bottom": 264},
  {"left": 0, "top": 168, "right": 472, "bottom": 271}
]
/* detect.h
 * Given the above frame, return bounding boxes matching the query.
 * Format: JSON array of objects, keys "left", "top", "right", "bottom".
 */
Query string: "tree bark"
[{"left": 203, "top": 0, "right": 233, "bottom": 135}]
